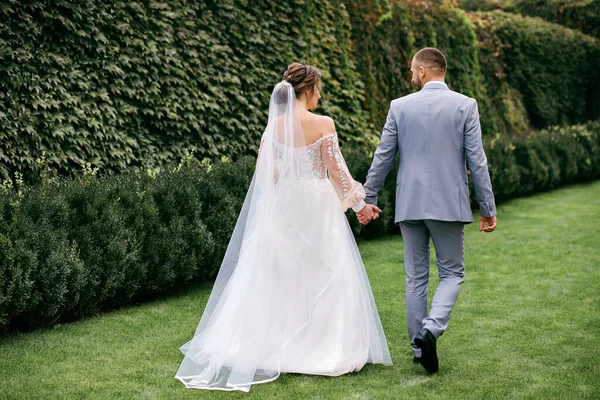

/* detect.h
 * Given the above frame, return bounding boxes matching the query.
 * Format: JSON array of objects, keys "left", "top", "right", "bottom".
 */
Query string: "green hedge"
[
  {"left": 345, "top": 0, "right": 506, "bottom": 135},
  {"left": 2, "top": 121, "right": 599, "bottom": 333},
  {"left": 0, "top": 155, "right": 254, "bottom": 332},
  {"left": 345, "top": 0, "right": 600, "bottom": 134},
  {"left": 510, "top": 0, "right": 600, "bottom": 39},
  {"left": 483, "top": 121, "right": 600, "bottom": 201},
  {"left": 0, "top": 0, "right": 373, "bottom": 181},
  {"left": 471, "top": 10, "right": 600, "bottom": 129},
  {"left": 2, "top": 0, "right": 599, "bottom": 184},
  {"left": 344, "top": 121, "right": 600, "bottom": 236},
  {"left": 460, "top": 0, "right": 600, "bottom": 39},
  {"left": 3, "top": 0, "right": 599, "bottom": 184}
]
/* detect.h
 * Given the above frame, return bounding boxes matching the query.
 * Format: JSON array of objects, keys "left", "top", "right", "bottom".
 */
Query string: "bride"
[{"left": 175, "top": 63, "right": 392, "bottom": 392}]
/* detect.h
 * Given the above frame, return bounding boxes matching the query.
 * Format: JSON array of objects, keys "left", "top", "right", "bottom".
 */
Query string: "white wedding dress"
[{"left": 175, "top": 81, "right": 392, "bottom": 392}]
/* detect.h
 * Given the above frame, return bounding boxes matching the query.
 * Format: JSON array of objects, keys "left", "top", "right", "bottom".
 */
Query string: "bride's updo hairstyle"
[{"left": 276, "top": 62, "right": 321, "bottom": 105}]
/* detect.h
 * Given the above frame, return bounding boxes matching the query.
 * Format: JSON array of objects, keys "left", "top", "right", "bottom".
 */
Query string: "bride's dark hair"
[{"left": 276, "top": 62, "right": 321, "bottom": 105}]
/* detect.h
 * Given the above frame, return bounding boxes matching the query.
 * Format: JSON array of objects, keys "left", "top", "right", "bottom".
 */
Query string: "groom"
[{"left": 357, "top": 48, "right": 497, "bottom": 373}]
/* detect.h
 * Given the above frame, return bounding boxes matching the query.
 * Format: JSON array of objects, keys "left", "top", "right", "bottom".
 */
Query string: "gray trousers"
[{"left": 399, "top": 220, "right": 465, "bottom": 358}]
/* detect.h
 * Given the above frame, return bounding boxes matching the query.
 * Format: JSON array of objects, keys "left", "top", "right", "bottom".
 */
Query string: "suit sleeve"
[
  {"left": 464, "top": 99, "right": 496, "bottom": 217},
  {"left": 363, "top": 102, "right": 399, "bottom": 206}
]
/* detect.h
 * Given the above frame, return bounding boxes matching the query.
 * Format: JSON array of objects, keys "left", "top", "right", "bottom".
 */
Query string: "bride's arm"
[{"left": 321, "top": 128, "right": 366, "bottom": 212}]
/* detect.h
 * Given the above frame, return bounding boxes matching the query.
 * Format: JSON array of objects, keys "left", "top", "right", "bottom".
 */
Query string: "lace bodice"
[
  {"left": 269, "top": 132, "right": 366, "bottom": 212},
  {"left": 300, "top": 134, "right": 329, "bottom": 179}
]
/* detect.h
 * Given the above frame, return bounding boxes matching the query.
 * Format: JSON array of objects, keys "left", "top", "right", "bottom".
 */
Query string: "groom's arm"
[
  {"left": 464, "top": 99, "right": 496, "bottom": 218},
  {"left": 363, "top": 102, "right": 399, "bottom": 206}
]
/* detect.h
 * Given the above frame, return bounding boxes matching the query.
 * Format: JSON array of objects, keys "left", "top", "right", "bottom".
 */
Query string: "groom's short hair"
[{"left": 413, "top": 48, "right": 447, "bottom": 75}]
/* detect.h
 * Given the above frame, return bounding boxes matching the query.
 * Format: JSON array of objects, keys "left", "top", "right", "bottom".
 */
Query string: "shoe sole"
[{"left": 414, "top": 336, "right": 439, "bottom": 373}]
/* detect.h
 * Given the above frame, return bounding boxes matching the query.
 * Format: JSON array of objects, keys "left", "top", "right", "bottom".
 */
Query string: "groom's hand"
[
  {"left": 479, "top": 216, "right": 497, "bottom": 233},
  {"left": 356, "top": 204, "right": 382, "bottom": 225}
]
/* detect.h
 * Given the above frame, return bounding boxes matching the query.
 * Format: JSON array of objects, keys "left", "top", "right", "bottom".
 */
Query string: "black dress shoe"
[{"left": 414, "top": 328, "right": 439, "bottom": 373}]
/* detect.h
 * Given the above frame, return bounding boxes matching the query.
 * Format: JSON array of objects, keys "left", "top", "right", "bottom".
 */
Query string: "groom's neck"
[{"left": 423, "top": 76, "right": 445, "bottom": 85}]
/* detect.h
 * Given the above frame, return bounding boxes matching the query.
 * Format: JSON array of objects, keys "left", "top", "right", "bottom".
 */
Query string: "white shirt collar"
[{"left": 423, "top": 81, "right": 448, "bottom": 88}]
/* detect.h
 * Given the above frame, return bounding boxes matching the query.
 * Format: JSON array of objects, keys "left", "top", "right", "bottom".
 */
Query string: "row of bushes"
[
  {"left": 344, "top": 1, "right": 600, "bottom": 134},
  {"left": 2, "top": 121, "right": 599, "bottom": 332},
  {"left": 345, "top": 120, "right": 600, "bottom": 236},
  {"left": 0, "top": 153, "right": 254, "bottom": 333},
  {"left": 460, "top": 0, "right": 600, "bottom": 39},
  {"left": 0, "top": 0, "right": 373, "bottom": 181}
]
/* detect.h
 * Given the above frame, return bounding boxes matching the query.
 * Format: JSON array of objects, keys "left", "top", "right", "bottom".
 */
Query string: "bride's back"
[
  {"left": 273, "top": 111, "right": 334, "bottom": 147},
  {"left": 300, "top": 111, "right": 335, "bottom": 146}
]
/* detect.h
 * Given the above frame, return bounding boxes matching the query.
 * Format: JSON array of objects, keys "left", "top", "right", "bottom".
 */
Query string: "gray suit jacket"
[{"left": 364, "top": 81, "right": 496, "bottom": 224}]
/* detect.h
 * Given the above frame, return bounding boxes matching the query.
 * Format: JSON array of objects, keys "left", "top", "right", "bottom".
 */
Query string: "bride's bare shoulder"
[{"left": 308, "top": 113, "right": 336, "bottom": 136}]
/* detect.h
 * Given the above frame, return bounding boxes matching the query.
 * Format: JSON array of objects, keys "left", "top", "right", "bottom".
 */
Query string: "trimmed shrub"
[
  {"left": 512, "top": 0, "right": 600, "bottom": 39},
  {"left": 480, "top": 121, "right": 600, "bottom": 203},
  {"left": 459, "top": 0, "right": 511, "bottom": 11},
  {"left": 2, "top": 121, "right": 599, "bottom": 333},
  {"left": 0, "top": 156, "right": 254, "bottom": 332},
  {"left": 348, "top": 121, "right": 600, "bottom": 234}
]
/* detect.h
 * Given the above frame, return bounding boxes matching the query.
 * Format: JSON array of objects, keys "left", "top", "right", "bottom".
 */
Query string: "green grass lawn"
[{"left": 1, "top": 182, "right": 599, "bottom": 399}]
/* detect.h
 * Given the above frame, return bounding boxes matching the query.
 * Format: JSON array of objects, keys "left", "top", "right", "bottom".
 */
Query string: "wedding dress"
[{"left": 175, "top": 81, "right": 392, "bottom": 392}]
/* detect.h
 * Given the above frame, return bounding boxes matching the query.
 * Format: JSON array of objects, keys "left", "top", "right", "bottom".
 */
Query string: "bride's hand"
[{"left": 356, "top": 204, "right": 381, "bottom": 225}]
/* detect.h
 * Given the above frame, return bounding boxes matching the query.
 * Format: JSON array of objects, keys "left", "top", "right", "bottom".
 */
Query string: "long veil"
[{"left": 175, "top": 81, "right": 391, "bottom": 392}]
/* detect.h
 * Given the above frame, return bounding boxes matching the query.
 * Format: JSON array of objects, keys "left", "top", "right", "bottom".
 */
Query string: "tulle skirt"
[{"left": 175, "top": 179, "right": 392, "bottom": 392}]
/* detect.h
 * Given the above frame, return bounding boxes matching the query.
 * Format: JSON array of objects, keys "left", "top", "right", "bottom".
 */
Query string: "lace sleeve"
[{"left": 321, "top": 133, "right": 366, "bottom": 212}]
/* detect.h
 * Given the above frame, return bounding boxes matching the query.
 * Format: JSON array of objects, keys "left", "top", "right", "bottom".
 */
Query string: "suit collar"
[{"left": 421, "top": 81, "right": 449, "bottom": 91}]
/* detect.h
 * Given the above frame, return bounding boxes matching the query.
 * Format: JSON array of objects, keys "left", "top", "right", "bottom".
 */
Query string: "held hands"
[
  {"left": 479, "top": 216, "right": 497, "bottom": 233},
  {"left": 357, "top": 205, "right": 497, "bottom": 230},
  {"left": 356, "top": 204, "right": 382, "bottom": 225}
]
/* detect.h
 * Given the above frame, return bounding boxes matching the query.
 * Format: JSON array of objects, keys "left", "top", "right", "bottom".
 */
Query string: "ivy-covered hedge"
[
  {"left": 344, "top": 0, "right": 600, "bottom": 134},
  {"left": 471, "top": 10, "right": 600, "bottom": 129},
  {"left": 0, "top": 0, "right": 373, "bottom": 181},
  {"left": 2, "top": 121, "right": 599, "bottom": 333},
  {"left": 345, "top": 0, "right": 506, "bottom": 135},
  {"left": 3, "top": 0, "right": 599, "bottom": 184},
  {"left": 460, "top": 0, "right": 600, "bottom": 39},
  {"left": 2, "top": 0, "right": 599, "bottom": 184}
]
